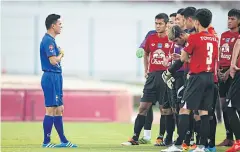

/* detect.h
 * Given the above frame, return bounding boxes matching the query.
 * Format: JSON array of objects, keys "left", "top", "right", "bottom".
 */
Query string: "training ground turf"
[{"left": 2, "top": 122, "right": 228, "bottom": 152}]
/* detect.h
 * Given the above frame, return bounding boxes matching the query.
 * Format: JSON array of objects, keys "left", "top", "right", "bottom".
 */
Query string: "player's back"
[{"left": 188, "top": 31, "right": 218, "bottom": 74}]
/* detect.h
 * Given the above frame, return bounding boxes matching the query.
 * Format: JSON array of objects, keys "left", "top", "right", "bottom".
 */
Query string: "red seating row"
[{"left": 1, "top": 89, "right": 133, "bottom": 122}]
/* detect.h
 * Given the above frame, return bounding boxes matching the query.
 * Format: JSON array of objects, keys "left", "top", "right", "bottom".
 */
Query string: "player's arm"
[
  {"left": 137, "top": 30, "right": 156, "bottom": 58},
  {"left": 143, "top": 36, "right": 151, "bottom": 75},
  {"left": 44, "top": 41, "right": 64, "bottom": 65},
  {"left": 231, "top": 38, "right": 240, "bottom": 65}
]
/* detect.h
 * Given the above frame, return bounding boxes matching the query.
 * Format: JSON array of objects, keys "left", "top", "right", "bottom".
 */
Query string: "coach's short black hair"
[
  {"left": 228, "top": 9, "right": 240, "bottom": 19},
  {"left": 155, "top": 13, "right": 169, "bottom": 24},
  {"left": 177, "top": 8, "right": 185, "bottom": 14},
  {"left": 170, "top": 13, "right": 177, "bottom": 17},
  {"left": 168, "top": 25, "right": 185, "bottom": 41},
  {"left": 181, "top": 7, "right": 196, "bottom": 18},
  {"left": 193, "top": 8, "right": 212, "bottom": 28},
  {"left": 45, "top": 14, "right": 61, "bottom": 30}
]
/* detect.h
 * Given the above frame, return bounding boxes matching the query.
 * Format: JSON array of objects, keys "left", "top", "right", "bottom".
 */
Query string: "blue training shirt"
[{"left": 40, "top": 33, "right": 62, "bottom": 73}]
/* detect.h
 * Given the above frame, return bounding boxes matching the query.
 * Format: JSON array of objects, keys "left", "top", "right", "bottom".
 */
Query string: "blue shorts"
[{"left": 41, "top": 72, "right": 63, "bottom": 107}]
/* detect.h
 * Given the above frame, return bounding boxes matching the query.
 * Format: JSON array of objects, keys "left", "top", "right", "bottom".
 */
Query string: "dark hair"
[
  {"left": 181, "top": 7, "right": 196, "bottom": 18},
  {"left": 228, "top": 9, "right": 240, "bottom": 19},
  {"left": 45, "top": 14, "right": 61, "bottom": 30},
  {"left": 193, "top": 8, "right": 212, "bottom": 28},
  {"left": 168, "top": 25, "right": 185, "bottom": 41},
  {"left": 177, "top": 8, "right": 185, "bottom": 14},
  {"left": 155, "top": 13, "right": 169, "bottom": 24},
  {"left": 170, "top": 13, "right": 177, "bottom": 17}
]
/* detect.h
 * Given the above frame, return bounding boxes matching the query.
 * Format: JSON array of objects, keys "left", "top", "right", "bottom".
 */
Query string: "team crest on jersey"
[
  {"left": 49, "top": 45, "right": 54, "bottom": 50},
  {"left": 151, "top": 43, "right": 155, "bottom": 46},
  {"left": 225, "top": 38, "right": 230, "bottom": 43},
  {"left": 158, "top": 43, "right": 162, "bottom": 48},
  {"left": 231, "top": 38, "right": 235, "bottom": 42},
  {"left": 164, "top": 43, "right": 170, "bottom": 48}
]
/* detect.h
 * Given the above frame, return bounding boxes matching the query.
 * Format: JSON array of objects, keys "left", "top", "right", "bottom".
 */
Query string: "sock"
[
  {"left": 143, "top": 130, "right": 151, "bottom": 140},
  {"left": 209, "top": 114, "right": 217, "bottom": 148},
  {"left": 133, "top": 114, "right": 146, "bottom": 141},
  {"left": 199, "top": 115, "right": 210, "bottom": 146},
  {"left": 194, "top": 120, "right": 201, "bottom": 145},
  {"left": 223, "top": 110, "right": 234, "bottom": 140},
  {"left": 165, "top": 114, "right": 175, "bottom": 142},
  {"left": 54, "top": 116, "right": 68, "bottom": 143},
  {"left": 175, "top": 114, "right": 189, "bottom": 145},
  {"left": 227, "top": 108, "right": 240, "bottom": 140},
  {"left": 159, "top": 115, "right": 166, "bottom": 138},
  {"left": 144, "top": 106, "right": 153, "bottom": 140},
  {"left": 184, "top": 113, "right": 194, "bottom": 146},
  {"left": 43, "top": 115, "right": 54, "bottom": 144}
]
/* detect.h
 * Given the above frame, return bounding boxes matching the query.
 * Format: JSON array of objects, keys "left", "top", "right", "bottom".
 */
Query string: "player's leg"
[
  {"left": 225, "top": 72, "right": 240, "bottom": 152},
  {"left": 41, "top": 72, "right": 58, "bottom": 147},
  {"left": 138, "top": 105, "right": 153, "bottom": 144},
  {"left": 121, "top": 72, "right": 156, "bottom": 145},
  {"left": 52, "top": 73, "right": 77, "bottom": 148},
  {"left": 161, "top": 74, "right": 206, "bottom": 151},
  {"left": 162, "top": 88, "right": 175, "bottom": 146},
  {"left": 206, "top": 83, "right": 218, "bottom": 152},
  {"left": 218, "top": 77, "right": 234, "bottom": 146},
  {"left": 193, "top": 73, "right": 215, "bottom": 151}
]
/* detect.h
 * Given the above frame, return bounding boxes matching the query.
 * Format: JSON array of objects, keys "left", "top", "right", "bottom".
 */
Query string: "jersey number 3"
[{"left": 206, "top": 42, "right": 213, "bottom": 65}]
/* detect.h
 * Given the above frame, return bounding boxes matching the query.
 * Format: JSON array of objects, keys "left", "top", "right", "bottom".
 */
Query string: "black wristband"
[{"left": 168, "top": 60, "right": 184, "bottom": 74}]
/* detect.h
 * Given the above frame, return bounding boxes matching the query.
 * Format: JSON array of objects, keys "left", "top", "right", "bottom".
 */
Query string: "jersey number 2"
[{"left": 206, "top": 42, "right": 213, "bottom": 65}]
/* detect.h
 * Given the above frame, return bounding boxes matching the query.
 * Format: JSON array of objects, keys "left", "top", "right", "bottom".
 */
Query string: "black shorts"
[
  {"left": 171, "top": 71, "right": 185, "bottom": 109},
  {"left": 180, "top": 72, "right": 215, "bottom": 111},
  {"left": 141, "top": 71, "right": 169, "bottom": 108},
  {"left": 226, "top": 72, "right": 240, "bottom": 110},
  {"left": 219, "top": 67, "right": 233, "bottom": 98}
]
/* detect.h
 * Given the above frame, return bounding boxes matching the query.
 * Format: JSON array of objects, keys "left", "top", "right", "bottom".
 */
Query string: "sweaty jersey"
[
  {"left": 184, "top": 31, "right": 218, "bottom": 74},
  {"left": 144, "top": 33, "right": 173, "bottom": 72},
  {"left": 139, "top": 30, "right": 157, "bottom": 49},
  {"left": 219, "top": 31, "right": 239, "bottom": 67},
  {"left": 40, "top": 33, "right": 62, "bottom": 73}
]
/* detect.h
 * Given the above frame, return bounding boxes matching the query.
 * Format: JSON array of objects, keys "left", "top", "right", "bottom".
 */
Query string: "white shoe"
[
  {"left": 121, "top": 140, "right": 139, "bottom": 146},
  {"left": 161, "top": 145, "right": 183, "bottom": 152}
]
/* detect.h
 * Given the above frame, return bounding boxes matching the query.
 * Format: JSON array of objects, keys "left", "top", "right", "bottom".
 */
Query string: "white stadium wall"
[{"left": 1, "top": 1, "right": 229, "bottom": 82}]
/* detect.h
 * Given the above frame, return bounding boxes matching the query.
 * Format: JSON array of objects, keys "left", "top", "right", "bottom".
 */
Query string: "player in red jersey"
[
  {"left": 225, "top": 35, "right": 240, "bottom": 152},
  {"left": 121, "top": 13, "right": 174, "bottom": 146},
  {"left": 224, "top": 11, "right": 240, "bottom": 152},
  {"left": 217, "top": 9, "right": 240, "bottom": 147},
  {"left": 161, "top": 8, "right": 218, "bottom": 152}
]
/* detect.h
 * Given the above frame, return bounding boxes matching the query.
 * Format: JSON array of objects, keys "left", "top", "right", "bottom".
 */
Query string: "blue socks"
[
  {"left": 54, "top": 116, "right": 68, "bottom": 143},
  {"left": 43, "top": 115, "right": 54, "bottom": 144}
]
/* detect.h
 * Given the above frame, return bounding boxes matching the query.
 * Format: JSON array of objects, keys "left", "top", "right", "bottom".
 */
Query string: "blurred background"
[{"left": 1, "top": 0, "right": 239, "bottom": 123}]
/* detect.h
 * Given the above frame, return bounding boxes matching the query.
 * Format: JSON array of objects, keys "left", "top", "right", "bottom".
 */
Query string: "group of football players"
[{"left": 122, "top": 7, "right": 240, "bottom": 152}]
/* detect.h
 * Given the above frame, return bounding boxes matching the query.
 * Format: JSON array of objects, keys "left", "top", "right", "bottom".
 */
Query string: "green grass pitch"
[{"left": 2, "top": 122, "right": 228, "bottom": 152}]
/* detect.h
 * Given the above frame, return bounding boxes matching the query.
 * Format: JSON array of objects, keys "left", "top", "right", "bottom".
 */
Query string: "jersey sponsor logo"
[
  {"left": 151, "top": 43, "right": 155, "bottom": 46},
  {"left": 231, "top": 38, "right": 235, "bottom": 42},
  {"left": 151, "top": 49, "right": 167, "bottom": 65},
  {"left": 220, "top": 43, "right": 231, "bottom": 60}
]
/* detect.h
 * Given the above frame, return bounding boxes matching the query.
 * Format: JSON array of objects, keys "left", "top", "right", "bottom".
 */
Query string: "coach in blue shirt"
[{"left": 40, "top": 14, "right": 77, "bottom": 148}]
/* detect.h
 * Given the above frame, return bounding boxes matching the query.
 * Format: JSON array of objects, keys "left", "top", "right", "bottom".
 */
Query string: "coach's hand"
[
  {"left": 223, "top": 69, "right": 230, "bottom": 82},
  {"left": 171, "top": 53, "right": 180, "bottom": 61},
  {"left": 136, "top": 48, "right": 144, "bottom": 58},
  {"left": 58, "top": 47, "right": 65, "bottom": 57},
  {"left": 162, "top": 70, "right": 172, "bottom": 83}
]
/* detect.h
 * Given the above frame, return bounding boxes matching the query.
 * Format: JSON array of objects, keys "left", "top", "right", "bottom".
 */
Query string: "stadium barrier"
[{"left": 1, "top": 88, "right": 133, "bottom": 123}]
